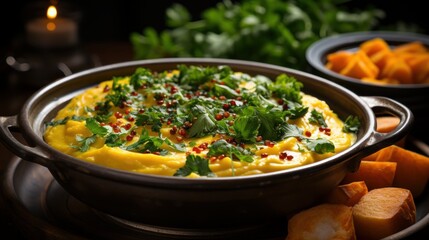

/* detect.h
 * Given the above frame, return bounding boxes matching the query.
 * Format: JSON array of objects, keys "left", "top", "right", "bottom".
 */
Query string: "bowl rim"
[
  {"left": 20, "top": 58, "right": 375, "bottom": 187},
  {"left": 306, "top": 30, "right": 429, "bottom": 89}
]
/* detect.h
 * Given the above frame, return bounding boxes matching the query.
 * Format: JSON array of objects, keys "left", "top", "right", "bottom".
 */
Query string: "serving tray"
[{"left": 1, "top": 138, "right": 429, "bottom": 240}]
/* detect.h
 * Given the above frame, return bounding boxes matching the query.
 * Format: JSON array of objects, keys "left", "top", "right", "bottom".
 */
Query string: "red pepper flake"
[
  {"left": 123, "top": 123, "right": 132, "bottom": 130},
  {"left": 170, "top": 86, "right": 178, "bottom": 94},
  {"left": 198, "top": 142, "right": 208, "bottom": 150},
  {"left": 169, "top": 126, "right": 177, "bottom": 135},
  {"left": 279, "top": 151, "right": 288, "bottom": 160},
  {"left": 305, "top": 131, "right": 312, "bottom": 137},
  {"left": 287, "top": 155, "right": 294, "bottom": 161},
  {"left": 131, "top": 91, "right": 138, "bottom": 96},
  {"left": 264, "top": 140, "right": 275, "bottom": 148},
  {"left": 178, "top": 128, "right": 186, "bottom": 136},
  {"left": 209, "top": 156, "right": 218, "bottom": 163},
  {"left": 223, "top": 103, "right": 230, "bottom": 110},
  {"left": 282, "top": 104, "right": 289, "bottom": 110},
  {"left": 176, "top": 136, "right": 183, "bottom": 142},
  {"left": 192, "top": 147, "right": 202, "bottom": 154},
  {"left": 218, "top": 154, "right": 226, "bottom": 160},
  {"left": 215, "top": 113, "right": 223, "bottom": 121},
  {"left": 115, "top": 112, "right": 123, "bottom": 119},
  {"left": 126, "top": 135, "right": 134, "bottom": 141},
  {"left": 230, "top": 100, "right": 237, "bottom": 106},
  {"left": 219, "top": 96, "right": 226, "bottom": 100},
  {"left": 256, "top": 135, "right": 263, "bottom": 142},
  {"left": 319, "top": 127, "right": 332, "bottom": 136},
  {"left": 261, "top": 153, "right": 268, "bottom": 158},
  {"left": 103, "top": 85, "right": 110, "bottom": 92},
  {"left": 223, "top": 112, "right": 230, "bottom": 118}
]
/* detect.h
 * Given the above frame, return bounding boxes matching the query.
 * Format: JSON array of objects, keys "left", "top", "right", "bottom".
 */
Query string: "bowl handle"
[
  {"left": 0, "top": 115, "right": 51, "bottom": 168},
  {"left": 358, "top": 96, "right": 414, "bottom": 158}
]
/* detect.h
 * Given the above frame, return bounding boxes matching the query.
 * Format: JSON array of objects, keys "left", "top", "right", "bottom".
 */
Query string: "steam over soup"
[{"left": 44, "top": 65, "right": 359, "bottom": 177}]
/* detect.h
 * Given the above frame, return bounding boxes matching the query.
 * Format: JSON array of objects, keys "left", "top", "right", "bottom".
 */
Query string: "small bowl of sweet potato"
[{"left": 306, "top": 31, "right": 429, "bottom": 136}]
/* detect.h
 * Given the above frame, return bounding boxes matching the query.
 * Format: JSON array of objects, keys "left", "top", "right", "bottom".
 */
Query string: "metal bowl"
[{"left": 0, "top": 58, "right": 413, "bottom": 228}]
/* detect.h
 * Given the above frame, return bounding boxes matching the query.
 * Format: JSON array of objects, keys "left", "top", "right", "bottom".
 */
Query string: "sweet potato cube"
[
  {"left": 342, "top": 161, "right": 397, "bottom": 190},
  {"left": 286, "top": 203, "right": 356, "bottom": 240},
  {"left": 360, "top": 38, "right": 390, "bottom": 57},
  {"left": 374, "top": 145, "right": 429, "bottom": 197},
  {"left": 325, "top": 181, "right": 368, "bottom": 206},
  {"left": 352, "top": 187, "right": 416, "bottom": 240},
  {"left": 404, "top": 54, "right": 429, "bottom": 83},
  {"left": 380, "top": 57, "right": 413, "bottom": 84},
  {"left": 340, "top": 51, "right": 379, "bottom": 79},
  {"left": 376, "top": 116, "right": 400, "bottom": 133},
  {"left": 369, "top": 49, "right": 394, "bottom": 70},
  {"left": 393, "top": 41, "right": 427, "bottom": 54},
  {"left": 326, "top": 51, "right": 353, "bottom": 73}
]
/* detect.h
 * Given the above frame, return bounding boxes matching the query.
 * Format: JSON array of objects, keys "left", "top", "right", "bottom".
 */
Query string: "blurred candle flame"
[
  {"left": 47, "top": 5, "right": 57, "bottom": 19},
  {"left": 46, "top": 5, "right": 57, "bottom": 31}
]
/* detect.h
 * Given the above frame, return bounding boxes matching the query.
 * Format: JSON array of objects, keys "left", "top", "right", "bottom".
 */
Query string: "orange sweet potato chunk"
[
  {"left": 380, "top": 57, "right": 413, "bottom": 84},
  {"left": 393, "top": 41, "right": 427, "bottom": 54},
  {"left": 404, "top": 54, "right": 429, "bottom": 83},
  {"left": 340, "top": 50, "right": 379, "bottom": 79},
  {"left": 324, "top": 181, "right": 368, "bottom": 206},
  {"left": 326, "top": 51, "right": 353, "bottom": 73},
  {"left": 374, "top": 145, "right": 429, "bottom": 197},
  {"left": 360, "top": 38, "right": 390, "bottom": 57},
  {"left": 352, "top": 187, "right": 416, "bottom": 240},
  {"left": 376, "top": 116, "right": 400, "bottom": 133},
  {"left": 342, "top": 161, "right": 397, "bottom": 190},
  {"left": 369, "top": 49, "right": 394, "bottom": 70}
]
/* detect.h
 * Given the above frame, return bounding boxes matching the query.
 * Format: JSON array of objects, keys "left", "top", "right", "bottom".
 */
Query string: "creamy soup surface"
[{"left": 44, "top": 65, "right": 358, "bottom": 177}]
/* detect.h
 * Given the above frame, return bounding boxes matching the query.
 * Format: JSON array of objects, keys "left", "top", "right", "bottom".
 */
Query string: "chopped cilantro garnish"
[
  {"left": 174, "top": 154, "right": 216, "bottom": 177},
  {"left": 309, "top": 109, "right": 327, "bottom": 127},
  {"left": 343, "top": 115, "right": 361, "bottom": 133},
  {"left": 49, "top": 65, "right": 358, "bottom": 177}
]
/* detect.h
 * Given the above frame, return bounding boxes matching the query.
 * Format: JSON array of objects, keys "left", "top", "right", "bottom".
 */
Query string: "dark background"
[
  {"left": 1, "top": 0, "right": 429, "bottom": 51},
  {"left": 1, "top": 0, "right": 429, "bottom": 85}
]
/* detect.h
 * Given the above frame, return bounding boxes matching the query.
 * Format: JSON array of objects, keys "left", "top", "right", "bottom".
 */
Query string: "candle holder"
[{"left": 5, "top": 0, "right": 98, "bottom": 90}]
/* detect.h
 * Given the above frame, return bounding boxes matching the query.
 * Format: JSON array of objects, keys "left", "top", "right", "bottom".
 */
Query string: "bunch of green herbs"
[{"left": 130, "top": 0, "right": 384, "bottom": 70}]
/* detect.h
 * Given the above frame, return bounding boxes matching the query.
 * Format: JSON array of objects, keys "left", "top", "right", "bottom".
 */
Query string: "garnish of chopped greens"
[
  {"left": 343, "top": 115, "right": 361, "bottom": 133},
  {"left": 46, "top": 65, "right": 360, "bottom": 177}
]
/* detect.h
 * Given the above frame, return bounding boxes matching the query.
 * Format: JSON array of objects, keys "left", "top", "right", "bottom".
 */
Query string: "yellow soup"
[{"left": 44, "top": 65, "right": 358, "bottom": 177}]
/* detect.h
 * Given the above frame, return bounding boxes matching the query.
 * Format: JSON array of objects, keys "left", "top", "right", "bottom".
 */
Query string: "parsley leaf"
[
  {"left": 282, "top": 124, "right": 335, "bottom": 154},
  {"left": 86, "top": 118, "right": 108, "bottom": 136},
  {"left": 174, "top": 154, "right": 216, "bottom": 177},
  {"left": 207, "top": 139, "right": 254, "bottom": 163},
  {"left": 269, "top": 74, "right": 303, "bottom": 103},
  {"left": 304, "top": 138, "right": 335, "bottom": 154},
  {"left": 309, "top": 109, "right": 327, "bottom": 127},
  {"left": 343, "top": 115, "right": 361, "bottom": 133},
  {"left": 73, "top": 135, "right": 97, "bottom": 152},
  {"left": 233, "top": 115, "right": 260, "bottom": 143}
]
